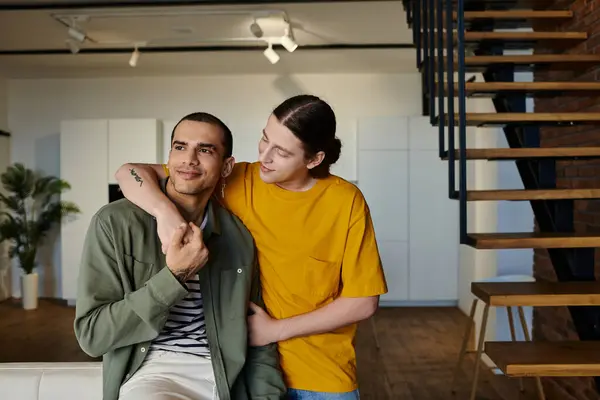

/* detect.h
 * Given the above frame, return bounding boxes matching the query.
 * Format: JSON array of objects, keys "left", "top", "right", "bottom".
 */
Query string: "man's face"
[
  {"left": 257, "top": 114, "right": 315, "bottom": 185},
  {"left": 167, "top": 120, "right": 230, "bottom": 195}
]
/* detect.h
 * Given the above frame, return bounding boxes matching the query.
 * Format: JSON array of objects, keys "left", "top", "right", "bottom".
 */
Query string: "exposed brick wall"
[{"left": 533, "top": 0, "right": 600, "bottom": 399}]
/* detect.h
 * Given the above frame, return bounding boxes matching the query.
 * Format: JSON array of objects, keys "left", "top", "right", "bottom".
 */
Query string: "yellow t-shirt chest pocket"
[{"left": 304, "top": 255, "right": 342, "bottom": 300}]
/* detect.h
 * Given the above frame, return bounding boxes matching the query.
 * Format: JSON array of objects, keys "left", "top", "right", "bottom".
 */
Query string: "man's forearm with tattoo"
[{"left": 130, "top": 168, "right": 144, "bottom": 187}]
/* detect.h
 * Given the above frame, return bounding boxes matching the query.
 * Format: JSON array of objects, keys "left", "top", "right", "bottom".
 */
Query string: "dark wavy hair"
[
  {"left": 171, "top": 112, "right": 233, "bottom": 158},
  {"left": 272, "top": 95, "right": 342, "bottom": 178}
]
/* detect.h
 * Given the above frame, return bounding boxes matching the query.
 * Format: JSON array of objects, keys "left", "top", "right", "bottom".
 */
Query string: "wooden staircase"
[
  {"left": 406, "top": 0, "right": 600, "bottom": 249},
  {"left": 403, "top": 0, "right": 600, "bottom": 397}
]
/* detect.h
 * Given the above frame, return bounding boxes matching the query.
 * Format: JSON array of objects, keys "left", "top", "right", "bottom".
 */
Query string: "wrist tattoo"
[{"left": 129, "top": 168, "right": 143, "bottom": 187}]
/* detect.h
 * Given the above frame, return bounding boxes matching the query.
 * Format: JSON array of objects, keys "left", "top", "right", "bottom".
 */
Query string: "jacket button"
[
  {"left": 140, "top": 347, "right": 146, "bottom": 353},
  {"left": 237, "top": 268, "right": 242, "bottom": 273}
]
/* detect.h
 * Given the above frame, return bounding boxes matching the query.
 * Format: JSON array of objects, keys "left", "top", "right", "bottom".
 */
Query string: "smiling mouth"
[
  {"left": 260, "top": 164, "right": 274, "bottom": 172},
  {"left": 177, "top": 170, "right": 202, "bottom": 179}
]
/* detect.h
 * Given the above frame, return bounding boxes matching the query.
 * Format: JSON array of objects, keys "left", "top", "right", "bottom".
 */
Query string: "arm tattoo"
[{"left": 129, "top": 168, "right": 143, "bottom": 187}]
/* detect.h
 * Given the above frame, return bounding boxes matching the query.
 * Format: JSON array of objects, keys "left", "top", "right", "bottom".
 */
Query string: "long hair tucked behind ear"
[{"left": 272, "top": 95, "right": 341, "bottom": 178}]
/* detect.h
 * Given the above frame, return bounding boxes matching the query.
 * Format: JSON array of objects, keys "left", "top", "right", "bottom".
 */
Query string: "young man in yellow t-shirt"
[{"left": 115, "top": 95, "right": 388, "bottom": 399}]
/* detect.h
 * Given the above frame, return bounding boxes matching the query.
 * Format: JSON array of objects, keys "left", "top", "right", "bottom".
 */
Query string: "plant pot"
[{"left": 20, "top": 272, "right": 38, "bottom": 310}]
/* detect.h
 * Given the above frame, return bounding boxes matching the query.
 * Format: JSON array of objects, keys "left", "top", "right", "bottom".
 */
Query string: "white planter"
[{"left": 20, "top": 272, "right": 38, "bottom": 310}]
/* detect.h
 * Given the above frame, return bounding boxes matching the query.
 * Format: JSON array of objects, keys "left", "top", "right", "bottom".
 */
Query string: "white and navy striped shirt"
[{"left": 150, "top": 214, "right": 210, "bottom": 356}]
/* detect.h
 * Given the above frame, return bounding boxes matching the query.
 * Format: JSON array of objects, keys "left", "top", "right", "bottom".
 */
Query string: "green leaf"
[
  {"left": 0, "top": 163, "right": 81, "bottom": 273},
  {"left": 0, "top": 193, "right": 22, "bottom": 213},
  {"left": 1, "top": 163, "right": 34, "bottom": 199}
]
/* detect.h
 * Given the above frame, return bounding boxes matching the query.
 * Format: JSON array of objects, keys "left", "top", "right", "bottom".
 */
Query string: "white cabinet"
[
  {"left": 60, "top": 120, "right": 109, "bottom": 301},
  {"left": 60, "top": 119, "right": 161, "bottom": 300},
  {"left": 108, "top": 119, "right": 162, "bottom": 184},
  {"left": 408, "top": 149, "right": 459, "bottom": 301},
  {"left": 357, "top": 115, "right": 459, "bottom": 304},
  {"left": 358, "top": 148, "right": 409, "bottom": 302}
]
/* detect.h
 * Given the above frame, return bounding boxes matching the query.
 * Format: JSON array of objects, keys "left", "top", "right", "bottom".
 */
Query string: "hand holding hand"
[
  {"left": 247, "top": 302, "right": 283, "bottom": 347},
  {"left": 156, "top": 211, "right": 189, "bottom": 254},
  {"left": 166, "top": 222, "right": 209, "bottom": 283}
]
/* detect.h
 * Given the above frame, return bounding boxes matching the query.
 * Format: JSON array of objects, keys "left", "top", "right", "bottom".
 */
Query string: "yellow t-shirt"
[{"left": 164, "top": 162, "right": 388, "bottom": 392}]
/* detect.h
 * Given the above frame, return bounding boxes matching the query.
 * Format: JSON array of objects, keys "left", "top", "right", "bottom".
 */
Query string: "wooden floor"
[{"left": 0, "top": 299, "right": 536, "bottom": 400}]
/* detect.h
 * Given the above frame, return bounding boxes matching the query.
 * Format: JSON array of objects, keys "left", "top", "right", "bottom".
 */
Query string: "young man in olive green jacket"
[{"left": 74, "top": 112, "right": 286, "bottom": 400}]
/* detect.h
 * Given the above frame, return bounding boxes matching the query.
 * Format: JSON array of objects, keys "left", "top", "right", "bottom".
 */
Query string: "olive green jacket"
[{"left": 74, "top": 193, "right": 286, "bottom": 400}]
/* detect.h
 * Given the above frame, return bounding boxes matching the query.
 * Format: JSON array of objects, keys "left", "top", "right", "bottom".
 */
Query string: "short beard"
[{"left": 169, "top": 178, "right": 207, "bottom": 196}]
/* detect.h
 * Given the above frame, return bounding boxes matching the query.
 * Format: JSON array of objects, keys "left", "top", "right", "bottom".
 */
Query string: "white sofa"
[{"left": 0, "top": 362, "right": 102, "bottom": 400}]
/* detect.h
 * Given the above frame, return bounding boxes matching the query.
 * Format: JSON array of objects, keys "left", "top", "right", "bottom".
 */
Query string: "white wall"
[
  {"left": 0, "top": 79, "right": 7, "bottom": 130},
  {"left": 7, "top": 70, "right": 532, "bottom": 317},
  {"left": 445, "top": 67, "right": 534, "bottom": 351},
  {"left": 452, "top": 61, "right": 535, "bottom": 358},
  {"left": 0, "top": 78, "right": 9, "bottom": 301},
  {"left": 7, "top": 73, "right": 425, "bottom": 298}
]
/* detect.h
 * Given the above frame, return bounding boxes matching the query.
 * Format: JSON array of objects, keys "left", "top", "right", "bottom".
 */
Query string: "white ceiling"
[
  {"left": 0, "top": 0, "right": 416, "bottom": 78},
  {"left": 0, "top": 48, "right": 417, "bottom": 78}
]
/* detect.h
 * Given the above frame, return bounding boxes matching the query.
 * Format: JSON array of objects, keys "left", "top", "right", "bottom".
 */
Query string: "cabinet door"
[
  {"left": 60, "top": 120, "right": 108, "bottom": 301},
  {"left": 358, "top": 149, "right": 409, "bottom": 302},
  {"left": 108, "top": 119, "right": 161, "bottom": 183},
  {"left": 408, "top": 149, "right": 459, "bottom": 301},
  {"left": 357, "top": 116, "right": 410, "bottom": 302}
]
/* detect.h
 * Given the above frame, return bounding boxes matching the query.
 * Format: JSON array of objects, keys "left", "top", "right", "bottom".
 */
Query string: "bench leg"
[
  {"left": 370, "top": 315, "right": 380, "bottom": 351},
  {"left": 469, "top": 303, "right": 490, "bottom": 400},
  {"left": 451, "top": 298, "right": 478, "bottom": 394},
  {"left": 506, "top": 306, "right": 524, "bottom": 392},
  {"left": 518, "top": 306, "right": 546, "bottom": 400}
]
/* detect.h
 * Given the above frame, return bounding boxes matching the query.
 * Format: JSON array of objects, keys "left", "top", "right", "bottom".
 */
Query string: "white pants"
[{"left": 118, "top": 350, "right": 219, "bottom": 400}]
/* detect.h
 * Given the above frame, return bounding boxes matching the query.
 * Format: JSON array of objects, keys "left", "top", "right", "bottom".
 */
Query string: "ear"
[
  {"left": 221, "top": 156, "right": 235, "bottom": 179},
  {"left": 306, "top": 151, "right": 325, "bottom": 171}
]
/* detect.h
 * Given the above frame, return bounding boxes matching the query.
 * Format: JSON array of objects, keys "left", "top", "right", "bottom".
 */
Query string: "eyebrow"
[
  {"left": 173, "top": 140, "right": 218, "bottom": 151},
  {"left": 262, "top": 130, "right": 293, "bottom": 155}
]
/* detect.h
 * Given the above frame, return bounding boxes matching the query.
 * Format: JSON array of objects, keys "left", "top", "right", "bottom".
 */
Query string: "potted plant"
[{"left": 0, "top": 163, "right": 80, "bottom": 310}]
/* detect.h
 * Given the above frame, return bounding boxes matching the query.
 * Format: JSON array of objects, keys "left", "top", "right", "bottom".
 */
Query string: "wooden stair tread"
[
  {"left": 464, "top": 31, "right": 586, "bottom": 40},
  {"left": 436, "top": 81, "right": 600, "bottom": 95},
  {"left": 423, "top": 31, "right": 586, "bottom": 48},
  {"left": 467, "top": 232, "right": 600, "bottom": 249},
  {"left": 450, "top": 0, "right": 571, "bottom": 4},
  {"left": 485, "top": 341, "right": 600, "bottom": 377},
  {"left": 466, "top": 189, "right": 600, "bottom": 201},
  {"left": 457, "top": 10, "right": 573, "bottom": 19},
  {"left": 442, "top": 148, "right": 600, "bottom": 160},
  {"left": 463, "top": 54, "right": 600, "bottom": 64},
  {"left": 435, "top": 54, "right": 600, "bottom": 71},
  {"left": 465, "top": 112, "right": 600, "bottom": 123},
  {"left": 471, "top": 281, "right": 600, "bottom": 306},
  {"left": 439, "top": 113, "right": 600, "bottom": 126}
]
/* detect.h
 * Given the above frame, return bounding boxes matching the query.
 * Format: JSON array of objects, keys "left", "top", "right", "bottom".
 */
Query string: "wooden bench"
[{"left": 453, "top": 281, "right": 600, "bottom": 400}]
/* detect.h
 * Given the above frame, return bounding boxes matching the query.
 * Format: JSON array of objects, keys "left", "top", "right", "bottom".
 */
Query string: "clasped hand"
[{"left": 160, "top": 215, "right": 209, "bottom": 282}]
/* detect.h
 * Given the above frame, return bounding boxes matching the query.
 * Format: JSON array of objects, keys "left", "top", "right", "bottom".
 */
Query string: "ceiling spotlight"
[
  {"left": 280, "top": 35, "right": 298, "bottom": 53},
  {"left": 129, "top": 47, "right": 140, "bottom": 67},
  {"left": 65, "top": 39, "right": 80, "bottom": 54},
  {"left": 263, "top": 43, "right": 279, "bottom": 64},
  {"left": 67, "top": 27, "right": 86, "bottom": 43},
  {"left": 280, "top": 27, "right": 298, "bottom": 52},
  {"left": 249, "top": 21, "right": 263, "bottom": 38}
]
